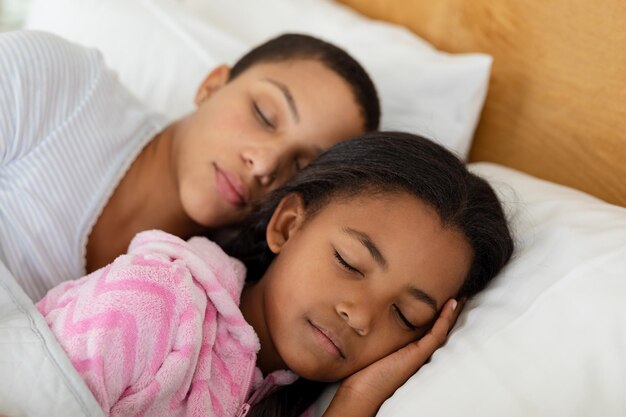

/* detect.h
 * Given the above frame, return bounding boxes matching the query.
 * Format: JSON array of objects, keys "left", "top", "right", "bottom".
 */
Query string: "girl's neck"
[
  {"left": 240, "top": 280, "right": 287, "bottom": 375},
  {"left": 86, "top": 122, "right": 205, "bottom": 272}
]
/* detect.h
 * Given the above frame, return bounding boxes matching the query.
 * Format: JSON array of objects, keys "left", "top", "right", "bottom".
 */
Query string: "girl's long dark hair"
[{"left": 224, "top": 132, "right": 514, "bottom": 417}]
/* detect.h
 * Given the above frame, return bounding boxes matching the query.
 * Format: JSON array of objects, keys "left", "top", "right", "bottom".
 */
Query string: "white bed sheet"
[{"left": 0, "top": 262, "right": 103, "bottom": 417}]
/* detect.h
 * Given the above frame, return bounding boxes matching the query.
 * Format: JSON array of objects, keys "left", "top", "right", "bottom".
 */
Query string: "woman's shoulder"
[
  {"left": 0, "top": 31, "right": 107, "bottom": 83},
  {"left": 0, "top": 31, "right": 112, "bottom": 163},
  {"left": 0, "top": 31, "right": 110, "bottom": 112}
]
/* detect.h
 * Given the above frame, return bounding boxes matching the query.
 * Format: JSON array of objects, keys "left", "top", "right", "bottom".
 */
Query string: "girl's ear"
[
  {"left": 194, "top": 64, "right": 231, "bottom": 105},
  {"left": 266, "top": 194, "right": 306, "bottom": 254}
]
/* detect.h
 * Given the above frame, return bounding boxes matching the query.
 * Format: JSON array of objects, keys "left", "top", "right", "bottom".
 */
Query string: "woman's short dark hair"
[{"left": 229, "top": 33, "right": 380, "bottom": 132}]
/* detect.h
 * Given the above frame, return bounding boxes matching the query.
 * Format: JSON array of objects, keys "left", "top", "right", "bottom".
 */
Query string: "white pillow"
[
  {"left": 316, "top": 163, "right": 626, "bottom": 416},
  {"left": 25, "top": 0, "right": 247, "bottom": 124},
  {"left": 24, "top": 0, "right": 491, "bottom": 159}
]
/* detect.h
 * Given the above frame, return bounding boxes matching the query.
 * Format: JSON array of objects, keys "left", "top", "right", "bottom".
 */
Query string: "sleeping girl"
[{"left": 36, "top": 132, "right": 513, "bottom": 417}]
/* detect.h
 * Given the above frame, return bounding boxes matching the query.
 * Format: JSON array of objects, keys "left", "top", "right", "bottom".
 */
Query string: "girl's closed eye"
[
  {"left": 333, "top": 248, "right": 363, "bottom": 276},
  {"left": 393, "top": 305, "right": 418, "bottom": 331},
  {"left": 252, "top": 100, "right": 275, "bottom": 129}
]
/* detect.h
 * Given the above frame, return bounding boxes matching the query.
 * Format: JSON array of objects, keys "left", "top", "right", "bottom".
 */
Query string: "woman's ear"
[
  {"left": 194, "top": 64, "right": 231, "bottom": 105},
  {"left": 266, "top": 194, "right": 306, "bottom": 254}
]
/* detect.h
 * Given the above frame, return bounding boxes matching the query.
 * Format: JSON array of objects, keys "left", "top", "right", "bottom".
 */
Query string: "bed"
[{"left": 1, "top": 0, "right": 625, "bottom": 416}]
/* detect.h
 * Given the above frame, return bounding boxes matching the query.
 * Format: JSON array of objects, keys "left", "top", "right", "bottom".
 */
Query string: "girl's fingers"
[
  {"left": 417, "top": 298, "right": 459, "bottom": 350},
  {"left": 383, "top": 298, "right": 461, "bottom": 381},
  {"left": 337, "top": 298, "right": 465, "bottom": 409}
]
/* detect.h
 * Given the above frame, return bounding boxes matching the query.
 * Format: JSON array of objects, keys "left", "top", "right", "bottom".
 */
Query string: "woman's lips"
[
  {"left": 309, "top": 320, "right": 345, "bottom": 359},
  {"left": 213, "top": 163, "right": 249, "bottom": 207}
]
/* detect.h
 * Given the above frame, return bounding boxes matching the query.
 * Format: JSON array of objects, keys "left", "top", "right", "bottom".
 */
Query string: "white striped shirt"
[{"left": 0, "top": 31, "right": 167, "bottom": 300}]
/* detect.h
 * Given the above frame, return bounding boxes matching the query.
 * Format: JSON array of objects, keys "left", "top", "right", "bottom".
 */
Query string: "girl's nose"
[{"left": 336, "top": 301, "right": 372, "bottom": 336}]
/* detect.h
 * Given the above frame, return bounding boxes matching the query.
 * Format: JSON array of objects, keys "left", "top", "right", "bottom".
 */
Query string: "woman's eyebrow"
[
  {"left": 342, "top": 227, "right": 388, "bottom": 269},
  {"left": 262, "top": 78, "right": 300, "bottom": 123}
]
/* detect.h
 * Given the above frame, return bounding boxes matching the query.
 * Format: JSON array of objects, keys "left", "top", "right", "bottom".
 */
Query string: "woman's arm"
[{"left": 322, "top": 299, "right": 461, "bottom": 417}]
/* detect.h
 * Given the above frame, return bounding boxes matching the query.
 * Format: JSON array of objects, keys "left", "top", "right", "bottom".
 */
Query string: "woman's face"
[
  {"left": 171, "top": 60, "right": 365, "bottom": 229},
  {"left": 245, "top": 193, "right": 473, "bottom": 381}
]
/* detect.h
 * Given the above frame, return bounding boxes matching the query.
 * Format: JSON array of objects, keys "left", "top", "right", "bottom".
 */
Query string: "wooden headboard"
[{"left": 338, "top": 0, "right": 626, "bottom": 207}]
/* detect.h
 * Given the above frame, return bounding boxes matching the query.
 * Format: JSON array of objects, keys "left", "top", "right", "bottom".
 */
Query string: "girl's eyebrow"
[
  {"left": 408, "top": 287, "right": 438, "bottom": 313},
  {"left": 261, "top": 78, "right": 300, "bottom": 123},
  {"left": 341, "top": 227, "right": 438, "bottom": 312},
  {"left": 341, "top": 227, "right": 387, "bottom": 269}
]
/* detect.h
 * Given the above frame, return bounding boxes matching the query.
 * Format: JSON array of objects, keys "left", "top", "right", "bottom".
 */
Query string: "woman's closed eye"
[
  {"left": 333, "top": 249, "right": 363, "bottom": 276},
  {"left": 393, "top": 305, "right": 418, "bottom": 331},
  {"left": 253, "top": 101, "right": 275, "bottom": 129}
]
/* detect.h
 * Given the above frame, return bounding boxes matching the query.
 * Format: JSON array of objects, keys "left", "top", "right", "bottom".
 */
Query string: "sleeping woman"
[{"left": 0, "top": 29, "right": 379, "bottom": 300}]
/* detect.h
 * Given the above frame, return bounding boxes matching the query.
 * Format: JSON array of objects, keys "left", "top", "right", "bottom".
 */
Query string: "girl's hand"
[{"left": 322, "top": 299, "right": 463, "bottom": 417}]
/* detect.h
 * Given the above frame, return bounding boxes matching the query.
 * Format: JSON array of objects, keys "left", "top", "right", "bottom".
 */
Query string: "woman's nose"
[
  {"left": 242, "top": 146, "right": 280, "bottom": 187},
  {"left": 336, "top": 301, "right": 372, "bottom": 336}
]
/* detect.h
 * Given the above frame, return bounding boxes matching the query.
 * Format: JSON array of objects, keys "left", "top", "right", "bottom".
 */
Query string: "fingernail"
[{"left": 451, "top": 299, "right": 458, "bottom": 311}]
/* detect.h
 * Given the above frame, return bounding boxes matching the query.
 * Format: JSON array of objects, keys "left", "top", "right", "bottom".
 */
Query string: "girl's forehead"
[{"left": 303, "top": 191, "right": 471, "bottom": 297}]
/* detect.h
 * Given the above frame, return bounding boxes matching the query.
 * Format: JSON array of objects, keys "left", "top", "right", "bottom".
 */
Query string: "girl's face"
[
  {"left": 242, "top": 192, "right": 473, "bottom": 382},
  {"left": 170, "top": 60, "right": 364, "bottom": 229}
]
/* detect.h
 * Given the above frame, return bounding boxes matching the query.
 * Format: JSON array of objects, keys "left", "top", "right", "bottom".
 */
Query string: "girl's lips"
[
  {"left": 309, "top": 320, "right": 346, "bottom": 359},
  {"left": 213, "top": 163, "right": 249, "bottom": 207}
]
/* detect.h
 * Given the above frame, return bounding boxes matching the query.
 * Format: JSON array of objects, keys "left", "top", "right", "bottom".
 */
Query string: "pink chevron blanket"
[{"left": 37, "top": 230, "right": 296, "bottom": 417}]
